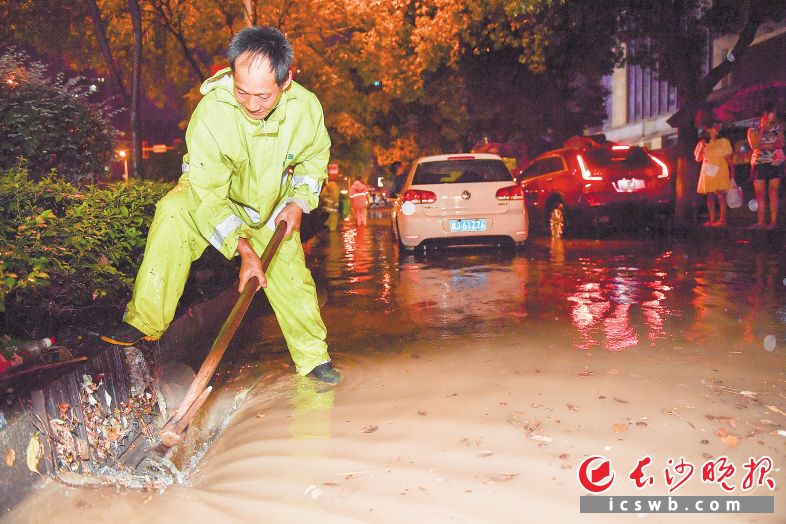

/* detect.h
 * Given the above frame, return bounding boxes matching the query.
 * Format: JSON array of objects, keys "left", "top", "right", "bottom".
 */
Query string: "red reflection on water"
[
  {"left": 603, "top": 303, "right": 638, "bottom": 351},
  {"left": 566, "top": 265, "right": 670, "bottom": 352},
  {"left": 641, "top": 281, "right": 669, "bottom": 340},
  {"left": 341, "top": 226, "right": 357, "bottom": 272},
  {"left": 379, "top": 269, "right": 392, "bottom": 305},
  {"left": 341, "top": 226, "right": 373, "bottom": 292}
]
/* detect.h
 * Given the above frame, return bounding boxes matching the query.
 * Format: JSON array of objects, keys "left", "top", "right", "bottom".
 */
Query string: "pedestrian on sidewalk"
[
  {"left": 694, "top": 120, "right": 734, "bottom": 227},
  {"left": 747, "top": 105, "right": 784, "bottom": 230},
  {"left": 100, "top": 26, "right": 341, "bottom": 384},
  {"left": 348, "top": 176, "right": 370, "bottom": 227}
]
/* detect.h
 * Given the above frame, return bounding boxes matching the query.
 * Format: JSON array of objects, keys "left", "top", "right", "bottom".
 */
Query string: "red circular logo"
[{"left": 578, "top": 455, "right": 615, "bottom": 493}]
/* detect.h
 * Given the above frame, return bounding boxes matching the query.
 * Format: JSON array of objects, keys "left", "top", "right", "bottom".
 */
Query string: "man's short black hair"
[{"left": 228, "top": 27, "right": 293, "bottom": 87}]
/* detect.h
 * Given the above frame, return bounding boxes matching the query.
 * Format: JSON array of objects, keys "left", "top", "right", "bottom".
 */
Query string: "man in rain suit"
[
  {"left": 320, "top": 173, "right": 341, "bottom": 232},
  {"left": 101, "top": 27, "right": 341, "bottom": 384},
  {"left": 348, "top": 176, "right": 370, "bottom": 227}
]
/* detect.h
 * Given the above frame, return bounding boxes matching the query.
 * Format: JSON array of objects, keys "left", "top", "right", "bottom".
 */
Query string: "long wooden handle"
[{"left": 159, "top": 221, "right": 288, "bottom": 445}]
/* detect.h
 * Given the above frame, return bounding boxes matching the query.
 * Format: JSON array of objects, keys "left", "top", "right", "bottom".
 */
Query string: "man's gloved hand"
[
  {"left": 276, "top": 202, "right": 303, "bottom": 237},
  {"left": 237, "top": 238, "right": 266, "bottom": 293}
]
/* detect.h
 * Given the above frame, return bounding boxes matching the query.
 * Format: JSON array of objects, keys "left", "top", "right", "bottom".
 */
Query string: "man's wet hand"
[
  {"left": 237, "top": 238, "right": 266, "bottom": 293},
  {"left": 275, "top": 202, "right": 303, "bottom": 237}
]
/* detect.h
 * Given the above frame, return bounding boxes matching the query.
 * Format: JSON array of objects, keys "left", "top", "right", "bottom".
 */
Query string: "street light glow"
[{"left": 117, "top": 150, "right": 129, "bottom": 183}]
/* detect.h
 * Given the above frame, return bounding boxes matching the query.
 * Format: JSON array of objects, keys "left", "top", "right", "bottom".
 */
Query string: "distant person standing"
[
  {"left": 694, "top": 120, "right": 733, "bottom": 227},
  {"left": 389, "top": 161, "right": 407, "bottom": 198},
  {"left": 348, "top": 176, "right": 369, "bottom": 226},
  {"left": 320, "top": 173, "right": 340, "bottom": 232},
  {"left": 747, "top": 105, "right": 784, "bottom": 230},
  {"left": 339, "top": 191, "right": 350, "bottom": 220}
]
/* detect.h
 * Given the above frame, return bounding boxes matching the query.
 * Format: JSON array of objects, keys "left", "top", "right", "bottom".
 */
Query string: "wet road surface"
[{"left": 7, "top": 208, "right": 786, "bottom": 523}]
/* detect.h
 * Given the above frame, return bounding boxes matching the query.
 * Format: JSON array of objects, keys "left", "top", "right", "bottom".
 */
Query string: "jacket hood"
[
  {"left": 197, "top": 67, "right": 303, "bottom": 129},
  {"left": 200, "top": 67, "right": 234, "bottom": 97}
]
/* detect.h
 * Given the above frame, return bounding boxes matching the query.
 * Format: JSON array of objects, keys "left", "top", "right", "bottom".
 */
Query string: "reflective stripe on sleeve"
[
  {"left": 265, "top": 202, "right": 287, "bottom": 231},
  {"left": 286, "top": 197, "right": 311, "bottom": 213},
  {"left": 291, "top": 175, "right": 322, "bottom": 195},
  {"left": 208, "top": 214, "right": 243, "bottom": 251},
  {"left": 243, "top": 205, "right": 261, "bottom": 223}
]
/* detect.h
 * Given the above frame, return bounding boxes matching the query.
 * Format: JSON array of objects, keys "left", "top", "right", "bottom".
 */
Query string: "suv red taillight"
[
  {"left": 402, "top": 189, "right": 437, "bottom": 204},
  {"left": 495, "top": 185, "right": 523, "bottom": 200},
  {"left": 648, "top": 154, "right": 670, "bottom": 178},
  {"left": 577, "top": 154, "right": 602, "bottom": 181}
]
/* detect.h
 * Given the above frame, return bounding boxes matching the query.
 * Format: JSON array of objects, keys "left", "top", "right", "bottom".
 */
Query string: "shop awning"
[{"left": 709, "top": 81, "right": 786, "bottom": 123}]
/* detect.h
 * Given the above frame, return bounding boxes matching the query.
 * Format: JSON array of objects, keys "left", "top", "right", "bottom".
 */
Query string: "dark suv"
[{"left": 517, "top": 144, "right": 673, "bottom": 237}]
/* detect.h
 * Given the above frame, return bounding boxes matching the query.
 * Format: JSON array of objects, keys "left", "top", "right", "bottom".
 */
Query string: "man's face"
[{"left": 233, "top": 53, "right": 292, "bottom": 120}]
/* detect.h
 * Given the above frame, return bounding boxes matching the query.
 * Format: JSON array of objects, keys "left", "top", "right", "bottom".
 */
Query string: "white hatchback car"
[{"left": 392, "top": 153, "right": 528, "bottom": 250}]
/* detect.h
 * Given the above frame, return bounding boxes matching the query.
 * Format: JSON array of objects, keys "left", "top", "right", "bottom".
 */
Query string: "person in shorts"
[{"left": 747, "top": 105, "right": 785, "bottom": 230}]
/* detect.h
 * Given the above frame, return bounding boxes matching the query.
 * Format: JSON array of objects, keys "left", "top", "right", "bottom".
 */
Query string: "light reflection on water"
[{"left": 317, "top": 217, "right": 785, "bottom": 353}]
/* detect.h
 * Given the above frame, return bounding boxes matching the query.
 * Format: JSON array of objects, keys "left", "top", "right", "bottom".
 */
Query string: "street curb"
[{"left": 666, "top": 223, "right": 785, "bottom": 244}]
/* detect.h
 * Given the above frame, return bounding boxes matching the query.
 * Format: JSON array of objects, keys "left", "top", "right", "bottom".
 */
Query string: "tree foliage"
[
  {"left": 3, "top": 0, "right": 624, "bottom": 175},
  {"left": 0, "top": 50, "right": 117, "bottom": 183},
  {"left": 340, "top": 0, "right": 622, "bottom": 166}
]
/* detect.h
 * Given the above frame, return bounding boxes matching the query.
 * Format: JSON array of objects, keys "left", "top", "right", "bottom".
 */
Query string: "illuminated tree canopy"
[{"left": 1, "top": 1, "right": 626, "bottom": 173}]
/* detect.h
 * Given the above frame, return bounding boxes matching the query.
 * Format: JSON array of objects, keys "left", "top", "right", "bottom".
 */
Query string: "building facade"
[{"left": 590, "top": 19, "right": 786, "bottom": 151}]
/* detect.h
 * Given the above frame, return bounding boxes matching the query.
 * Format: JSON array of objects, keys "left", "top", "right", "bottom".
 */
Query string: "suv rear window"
[
  {"left": 412, "top": 159, "right": 512, "bottom": 185},
  {"left": 583, "top": 147, "right": 652, "bottom": 169}
]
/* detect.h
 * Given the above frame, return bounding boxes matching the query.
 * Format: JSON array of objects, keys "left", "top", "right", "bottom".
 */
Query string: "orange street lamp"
[{"left": 117, "top": 149, "right": 129, "bottom": 184}]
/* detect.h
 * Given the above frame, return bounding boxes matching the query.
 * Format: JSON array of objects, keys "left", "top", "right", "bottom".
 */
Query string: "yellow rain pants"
[{"left": 123, "top": 185, "right": 330, "bottom": 376}]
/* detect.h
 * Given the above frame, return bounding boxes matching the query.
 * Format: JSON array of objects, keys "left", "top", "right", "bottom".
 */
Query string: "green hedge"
[{"left": 0, "top": 166, "right": 173, "bottom": 335}]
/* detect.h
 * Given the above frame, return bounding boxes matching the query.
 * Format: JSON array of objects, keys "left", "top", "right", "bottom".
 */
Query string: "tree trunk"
[
  {"left": 665, "top": 0, "right": 761, "bottom": 225},
  {"left": 674, "top": 124, "right": 699, "bottom": 224},
  {"left": 129, "top": 0, "right": 143, "bottom": 179},
  {"left": 84, "top": 0, "right": 129, "bottom": 104}
]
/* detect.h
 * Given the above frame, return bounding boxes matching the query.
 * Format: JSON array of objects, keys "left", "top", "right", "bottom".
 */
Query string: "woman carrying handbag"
[{"left": 694, "top": 120, "right": 734, "bottom": 227}]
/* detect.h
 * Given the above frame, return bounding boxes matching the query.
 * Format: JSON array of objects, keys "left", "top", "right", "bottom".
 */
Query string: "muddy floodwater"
[{"left": 7, "top": 210, "right": 786, "bottom": 523}]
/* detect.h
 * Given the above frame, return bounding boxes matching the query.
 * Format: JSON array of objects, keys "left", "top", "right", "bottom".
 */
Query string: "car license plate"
[
  {"left": 613, "top": 178, "right": 645, "bottom": 192},
  {"left": 450, "top": 218, "right": 487, "bottom": 232}
]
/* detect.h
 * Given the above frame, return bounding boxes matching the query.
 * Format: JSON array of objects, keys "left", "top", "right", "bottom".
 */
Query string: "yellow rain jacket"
[{"left": 183, "top": 67, "right": 330, "bottom": 259}]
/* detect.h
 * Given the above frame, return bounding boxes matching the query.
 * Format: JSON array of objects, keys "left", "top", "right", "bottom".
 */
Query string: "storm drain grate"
[{"left": 31, "top": 346, "right": 170, "bottom": 487}]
